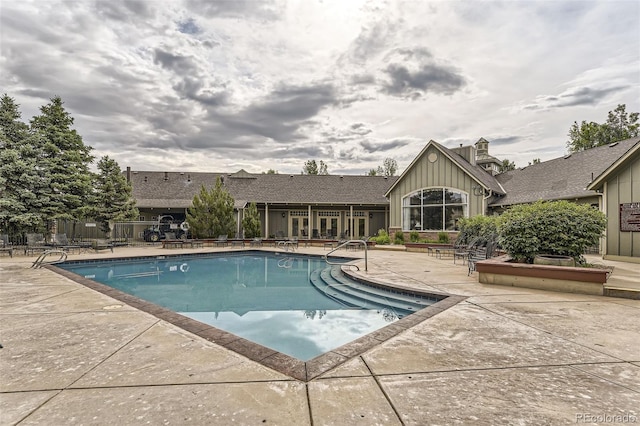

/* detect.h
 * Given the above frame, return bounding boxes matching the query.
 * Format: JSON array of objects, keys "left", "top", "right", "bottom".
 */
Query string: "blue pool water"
[{"left": 59, "top": 252, "right": 426, "bottom": 361}]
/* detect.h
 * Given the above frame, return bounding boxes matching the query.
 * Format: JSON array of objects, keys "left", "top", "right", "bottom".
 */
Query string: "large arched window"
[{"left": 402, "top": 188, "right": 468, "bottom": 231}]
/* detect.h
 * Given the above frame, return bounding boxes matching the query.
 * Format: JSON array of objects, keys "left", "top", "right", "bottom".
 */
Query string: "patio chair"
[
  {"left": 52, "top": 233, "right": 81, "bottom": 253},
  {"left": 467, "top": 240, "right": 498, "bottom": 275},
  {"left": 0, "top": 234, "right": 13, "bottom": 258},
  {"left": 26, "top": 233, "right": 48, "bottom": 255},
  {"left": 92, "top": 239, "right": 114, "bottom": 253},
  {"left": 453, "top": 237, "right": 481, "bottom": 265},
  {"left": 215, "top": 235, "right": 228, "bottom": 247}
]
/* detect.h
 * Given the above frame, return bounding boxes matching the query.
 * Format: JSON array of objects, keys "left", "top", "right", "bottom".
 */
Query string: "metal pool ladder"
[
  {"left": 324, "top": 239, "right": 368, "bottom": 271},
  {"left": 31, "top": 249, "right": 68, "bottom": 268}
]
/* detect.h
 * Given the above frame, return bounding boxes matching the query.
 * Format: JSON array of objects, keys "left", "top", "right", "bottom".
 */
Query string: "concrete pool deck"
[{"left": 1, "top": 246, "right": 638, "bottom": 425}]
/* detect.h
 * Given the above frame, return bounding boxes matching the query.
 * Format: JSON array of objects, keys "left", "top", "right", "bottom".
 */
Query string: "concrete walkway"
[{"left": 1, "top": 246, "right": 638, "bottom": 425}]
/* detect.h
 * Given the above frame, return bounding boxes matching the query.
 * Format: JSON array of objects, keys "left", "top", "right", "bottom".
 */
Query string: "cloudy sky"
[{"left": 1, "top": 0, "right": 639, "bottom": 175}]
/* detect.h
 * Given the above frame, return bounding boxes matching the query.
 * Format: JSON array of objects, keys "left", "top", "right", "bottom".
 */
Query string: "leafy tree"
[
  {"left": 383, "top": 158, "right": 398, "bottom": 176},
  {"left": 367, "top": 166, "right": 384, "bottom": 176},
  {"left": 497, "top": 200, "right": 606, "bottom": 264},
  {"left": 368, "top": 158, "right": 398, "bottom": 176},
  {"left": 186, "top": 177, "right": 236, "bottom": 238},
  {"left": 29, "top": 96, "right": 94, "bottom": 230},
  {"left": 528, "top": 158, "right": 541, "bottom": 166},
  {"left": 262, "top": 169, "right": 278, "bottom": 174},
  {"left": 241, "top": 202, "right": 262, "bottom": 238},
  {"left": 567, "top": 104, "right": 639, "bottom": 152},
  {"left": 498, "top": 159, "right": 516, "bottom": 173},
  {"left": 91, "top": 156, "right": 139, "bottom": 235},
  {"left": 302, "top": 159, "right": 328, "bottom": 175}
]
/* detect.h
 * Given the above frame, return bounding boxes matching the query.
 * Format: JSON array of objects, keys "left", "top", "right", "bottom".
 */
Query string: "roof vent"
[
  {"left": 609, "top": 142, "right": 618, "bottom": 147},
  {"left": 340, "top": 176, "right": 344, "bottom": 178},
  {"left": 164, "top": 172, "right": 169, "bottom": 181},
  {"left": 563, "top": 154, "right": 571, "bottom": 159},
  {"left": 187, "top": 174, "right": 191, "bottom": 182},
  {"left": 180, "top": 172, "right": 184, "bottom": 175},
  {"left": 290, "top": 175, "right": 294, "bottom": 178},
  {"left": 132, "top": 171, "right": 138, "bottom": 174},
  {"left": 144, "top": 176, "right": 148, "bottom": 183}
]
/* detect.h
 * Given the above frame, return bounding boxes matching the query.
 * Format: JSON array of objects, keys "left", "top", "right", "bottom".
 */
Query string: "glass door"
[{"left": 289, "top": 217, "right": 308, "bottom": 238}]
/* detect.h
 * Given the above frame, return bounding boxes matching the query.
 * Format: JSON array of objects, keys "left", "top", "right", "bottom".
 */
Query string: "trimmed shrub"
[
  {"left": 497, "top": 200, "right": 606, "bottom": 264},
  {"left": 393, "top": 231, "right": 405, "bottom": 245},
  {"left": 371, "top": 229, "right": 391, "bottom": 245},
  {"left": 437, "top": 232, "right": 450, "bottom": 243},
  {"left": 457, "top": 215, "right": 499, "bottom": 245},
  {"left": 409, "top": 231, "right": 420, "bottom": 242}
]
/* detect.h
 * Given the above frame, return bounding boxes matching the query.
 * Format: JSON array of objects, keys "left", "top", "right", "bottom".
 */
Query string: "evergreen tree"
[
  {"left": 241, "top": 202, "right": 261, "bottom": 238},
  {"left": 92, "top": 156, "right": 139, "bottom": 235},
  {"left": 0, "top": 95, "right": 47, "bottom": 234},
  {"left": 186, "top": 178, "right": 236, "bottom": 238},
  {"left": 29, "top": 96, "right": 94, "bottom": 229}
]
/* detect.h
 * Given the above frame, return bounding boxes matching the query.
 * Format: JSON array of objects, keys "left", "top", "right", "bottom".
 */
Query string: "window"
[{"left": 402, "top": 188, "right": 468, "bottom": 231}]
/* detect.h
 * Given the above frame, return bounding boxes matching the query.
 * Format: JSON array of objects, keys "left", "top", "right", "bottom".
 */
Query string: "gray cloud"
[
  {"left": 360, "top": 139, "right": 410, "bottom": 153},
  {"left": 489, "top": 136, "right": 522, "bottom": 146},
  {"left": 382, "top": 63, "right": 466, "bottom": 99},
  {"left": 185, "top": 0, "right": 283, "bottom": 20},
  {"left": 93, "top": 0, "right": 155, "bottom": 22},
  {"left": 523, "top": 86, "right": 627, "bottom": 110}
]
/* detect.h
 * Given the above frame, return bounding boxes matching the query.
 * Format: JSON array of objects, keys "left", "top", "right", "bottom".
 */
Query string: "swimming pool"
[{"left": 57, "top": 251, "right": 439, "bottom": 361}]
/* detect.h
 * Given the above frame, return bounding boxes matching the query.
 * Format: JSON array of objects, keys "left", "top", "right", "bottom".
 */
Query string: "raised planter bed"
[{"left": 476, "top": 255, "right": 608, "bottom": 296}]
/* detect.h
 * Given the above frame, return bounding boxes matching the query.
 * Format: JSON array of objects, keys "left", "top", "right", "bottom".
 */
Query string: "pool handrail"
[
  {"left": 31, "top": 249, "right": 68, "bottom": 268},
  {"left": 324, "top": 239, "right": 367, "bottom": 271}
]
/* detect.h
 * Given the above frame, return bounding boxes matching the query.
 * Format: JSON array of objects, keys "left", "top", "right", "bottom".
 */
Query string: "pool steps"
[{"left": 309, "top": 266, "right": 434, "bottom": 316}]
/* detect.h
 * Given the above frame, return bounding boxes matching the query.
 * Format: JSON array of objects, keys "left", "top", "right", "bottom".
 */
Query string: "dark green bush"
[
  {"left": 437, "top": 232, "right": 450, "bottom": 243},
  {"left": 457, "top": 215, "right": 499, "bottom": 245},
  {"left": 409, "top": 231, "right": 420, "bottom": 242},
  {"left": 498, "top": 200, "right": 606, "bottom": 263},
  {"left": 370, "top": 229, "right": 390, "bottom": 245},
  {"left": 394, "top": 231, "right": 405, "bottom": 245}
]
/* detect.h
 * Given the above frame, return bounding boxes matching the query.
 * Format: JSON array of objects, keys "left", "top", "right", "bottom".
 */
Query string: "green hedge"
[{"left": 497, "top": 200, "right": 606, "bottom": 264}]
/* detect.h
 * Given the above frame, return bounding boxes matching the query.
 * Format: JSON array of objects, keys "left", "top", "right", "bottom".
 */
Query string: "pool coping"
[{"left": 46, "top": 251, "right": 467, "bottom": 382}]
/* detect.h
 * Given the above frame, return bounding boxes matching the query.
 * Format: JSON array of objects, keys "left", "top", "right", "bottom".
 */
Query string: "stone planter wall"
[{"left": 476, "top": 255, "right": 608, "bottom": 296}]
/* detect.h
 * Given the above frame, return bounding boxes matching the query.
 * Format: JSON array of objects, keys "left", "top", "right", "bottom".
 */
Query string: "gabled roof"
[
  {"left": 128, "top": 170, "right": 398, "bottom": 209},
  {"left": 587, "top": 137, "right": 640, "bottom": 190},
  {"left": 491, "top": 137, "right": 640, "bottom": 207},
  {"left": 385, "top": 140, "right": 505, "bottom": 196}
]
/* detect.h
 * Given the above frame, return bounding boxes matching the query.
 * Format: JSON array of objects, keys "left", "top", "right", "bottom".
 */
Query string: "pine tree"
[
  {"left": 92, "top": 156, "right": 139, "bottom": 235},
  {"left": 186, "top": 178, "right": 236, "bottom": 238},
  {"left": 0, "top": 95, "right": 48, "bottom": 235},
  {"left": 241, "top": 202, "right": 262, "bottom": 238},
  {"left": 29, "top": 96, "right": 94, "bottom": 229}
]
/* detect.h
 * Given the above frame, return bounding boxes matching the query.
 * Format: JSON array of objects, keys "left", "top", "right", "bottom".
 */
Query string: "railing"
[
  {"left": 324, "top": 239, "right": 368, "bottom": 271},
  {"left": 31, "top": 250, "right": 67, "bottom": 269}
]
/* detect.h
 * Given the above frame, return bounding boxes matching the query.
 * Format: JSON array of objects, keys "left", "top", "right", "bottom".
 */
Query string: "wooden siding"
[
  {"left": 604, "top": 152, "right": 640, "bottom": 258},
  {"left": 389, "top": 146, "right": 486, "bottom": 228}
]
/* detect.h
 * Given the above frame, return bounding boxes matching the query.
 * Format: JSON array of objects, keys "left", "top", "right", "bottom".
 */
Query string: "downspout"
[{"left": 482, "top": 190, "right": 493, "bottom": 215}]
